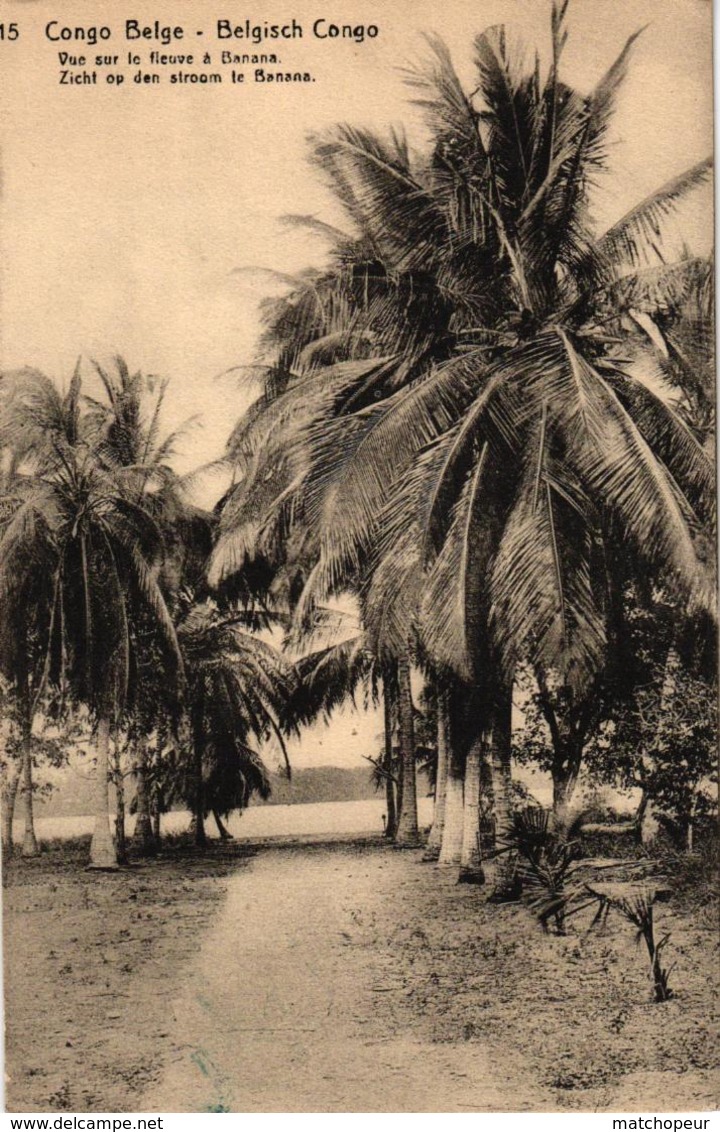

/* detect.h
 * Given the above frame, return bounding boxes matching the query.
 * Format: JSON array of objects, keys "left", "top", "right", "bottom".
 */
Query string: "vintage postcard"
[{"left": 0, "top": 0, "right": 716, "bottom": 1117}]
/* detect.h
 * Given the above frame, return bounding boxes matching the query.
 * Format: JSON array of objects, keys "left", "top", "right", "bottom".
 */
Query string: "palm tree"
[
  {"left": 0, "top": 673, "right": 22, "bottom": 857},
  {"left": 308, "top": 10, "right": 713, "bottom": 870},
  {"left": 211, "top": 3, "right": 714, "bottom": 884},
  {"left": 0, "top": 364, "right": 184, "bottom": 868},
  {"left": 0, "top": 370, "right": 62, "bottom": 856},
  {"left": 84, "top": 357, "right": 215, "bottom": 855},
  {"left": 359, "top": 538, "right": 426, "bottom": 847},
  {"left": 285, "top": 628, "right": 413, "bottom": 842},
  {"left": 298, "top": 20, "right": 712, "bottom": 648},
  {"left": 174, "top": 601, "right": 296, "bottom": 847},
  {"left": 0, "top": 531, "right": 52, "bottom": 857},
  {"left": 213, "top": 402, "right": 429, "bottom": 849}
]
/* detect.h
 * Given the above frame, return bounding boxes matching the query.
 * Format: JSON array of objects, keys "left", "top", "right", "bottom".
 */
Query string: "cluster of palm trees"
[
  {"left": 0, "top": 3, "right": 714, "bottom": 882},
  {"left": 208, "top": 3, "right": 715, "bottom": 887},
  {"left": 0, "top": 361, "right": 296, "bottom": 867}
]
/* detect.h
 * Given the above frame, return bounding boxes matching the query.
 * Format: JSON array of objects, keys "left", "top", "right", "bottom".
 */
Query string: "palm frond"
[
  {"left": 473, "top": 23, "right": 535, "bottom": 210},
  {"left": 402, "top": 33, "right": 485, "bottom": 169},
  {"left": 362, "top": 527, "right": 423, "bottom": 661},
  {"left": 279, "top": 213, "right": 352, "bottom": 245},
  {"left": 309, "top": 124, "right": 447, "bottom": 271},
  {"left": 126, "top": 543, "right": 185, "bottom": 684},
  {"left": 306, "top": 351, "right": 485, "bottom": 593},
  {"left": 488, "top": 460, "right": 607, "bottom": 693},
  {"left": 567, "top": 356, "right": 714, "bottom": 613},
  {"left": 602, "top": 367, "right": 715, "bottom": 529},
  {"left": 285, "top": 634, "right": 372, "bottom": 727},
  {"left": 593, "top": 158, "right": 712, "bottom": 274}
]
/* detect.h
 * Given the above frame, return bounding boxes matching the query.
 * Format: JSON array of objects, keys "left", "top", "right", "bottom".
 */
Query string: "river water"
[{"left": 12, "top": 796, "right": 437, "bottom": 844}]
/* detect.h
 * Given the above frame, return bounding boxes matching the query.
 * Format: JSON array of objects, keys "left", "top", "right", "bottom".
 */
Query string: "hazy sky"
[{"left": 0, "top": 0, "right": 713, "bottom": 767}]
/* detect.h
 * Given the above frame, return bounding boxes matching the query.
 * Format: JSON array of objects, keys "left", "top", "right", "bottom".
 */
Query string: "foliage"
[
  {"left": 174, "top": 601, "right": 297, "bottom": 826},
  {"left": 1, "top": 5, "right": 716, "bottom": 877},
  {"left": 500, "top": 806, "right": 584, "bottom": 930},
  {"left": 512, "top": 665, "right": 609, "bottom": 818},
  {"left": 585, "top": 646, "right": 717, "bottom": 845},
  {"left": 283, "top": 632, "right": 376, "bottom": 728},
  {"left": 0, "top": 362, "right": 183, "bottom": 726},
  {"left": 212, "top": 4, "right": 713, "bottom": 728},
  {"left": 510, "top": 807, "right": 676, "bottom": 1002},
  {"left": 663, "top": 830, "right": 719, "bottom": 924}
]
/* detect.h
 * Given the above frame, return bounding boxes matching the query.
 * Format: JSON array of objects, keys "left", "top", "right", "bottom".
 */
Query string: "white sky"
[{"left": 0, "top": 0, "right": 713, "bottom": 766}]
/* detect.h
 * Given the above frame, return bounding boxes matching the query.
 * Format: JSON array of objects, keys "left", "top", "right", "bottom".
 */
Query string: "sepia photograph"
[{"left": 0, "top": 0, "right": 717, "bottom": 1116}]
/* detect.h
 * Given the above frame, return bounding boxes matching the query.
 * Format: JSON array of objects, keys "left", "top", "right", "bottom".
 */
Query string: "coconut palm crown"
[{"left": 210, "top": 2, "right": 714, "bottom": 708}]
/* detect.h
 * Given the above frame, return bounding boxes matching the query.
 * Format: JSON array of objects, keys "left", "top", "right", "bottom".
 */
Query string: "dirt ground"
[{"left": 3, "top": 835, "right": 718, "bottom": 1113}]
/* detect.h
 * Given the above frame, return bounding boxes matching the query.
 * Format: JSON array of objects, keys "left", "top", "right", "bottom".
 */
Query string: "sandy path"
[{"left": 140, "top": 844, "right": 553, "bottom": 1113}]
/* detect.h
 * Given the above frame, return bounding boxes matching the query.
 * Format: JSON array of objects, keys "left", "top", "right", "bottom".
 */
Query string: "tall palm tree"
[
  {"left": 0, "top": 365, "right": 184, "bottom": 868},
  {"left": 211, "top": 3, "right": 714, "bottom": 882},
  {"left": 0, "top": 369, "right": 63, "bottom": 856},
  {"left": 305, "top": 10, "right": 713, "bottom": 865},
  {"left": 85, "top": 357, "right": 214, "bottom": 854},
  {"left": 292, "top": 15, "right": 713, "bottom": 669},
  {"left": 0, "top": 492, "right": 53, "bottom": 857}
]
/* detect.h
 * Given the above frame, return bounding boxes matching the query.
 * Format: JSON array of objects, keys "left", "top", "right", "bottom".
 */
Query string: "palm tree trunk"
[
  {"left": 394, "top": 656, "right": 419, "bottom": 847},
  {"left": 193, "top": 739, "right": 207, "bottom": 849},
  {"left": 89, "top": 717, "right": 118, "bottom": 869},
  {"left": 384, "top": 775, "right": 397, "bottom": 840},
  {"left": 382, "top": 685, "right": 397, "bottom": 840},
  {"left": 395, "top": 755, "right": 404, "bottom": 835},
  {"left": 20, "top": 710, "right": 39, "bottom": 858},
  {"left": 488, "top": 685, "right": 518, "bottom": 901},
  {"left": 424, "top": 693, "right": 449, "bottom": 861},
  {"left": 459, "top": 738, "right": 485, "bottom": 884},
  {"left": 2, "top": 759, "right": 21, "bottom": 860},
  {"left": 439, "top": 712, "right": 464, "bottom": 867},
  {"left": 213, "top": 810, "right": 234, "bottom": 840},
  {"left": 115, "top": 765, "right": 128, "bottom": 866},
  {"left": 132, "top": 742, "right": 156, "bottom": 856},
  {"left": 194, "top": 809, "right": 207, "bottom": 847},
  {"left": 439, "top": 765, "right": 464, "bottom": 864}
]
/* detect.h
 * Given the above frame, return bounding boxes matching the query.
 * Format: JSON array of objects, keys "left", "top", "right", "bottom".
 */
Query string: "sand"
[{"left": 4, "top": 835, "right": 718, "bottom": 1112}]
